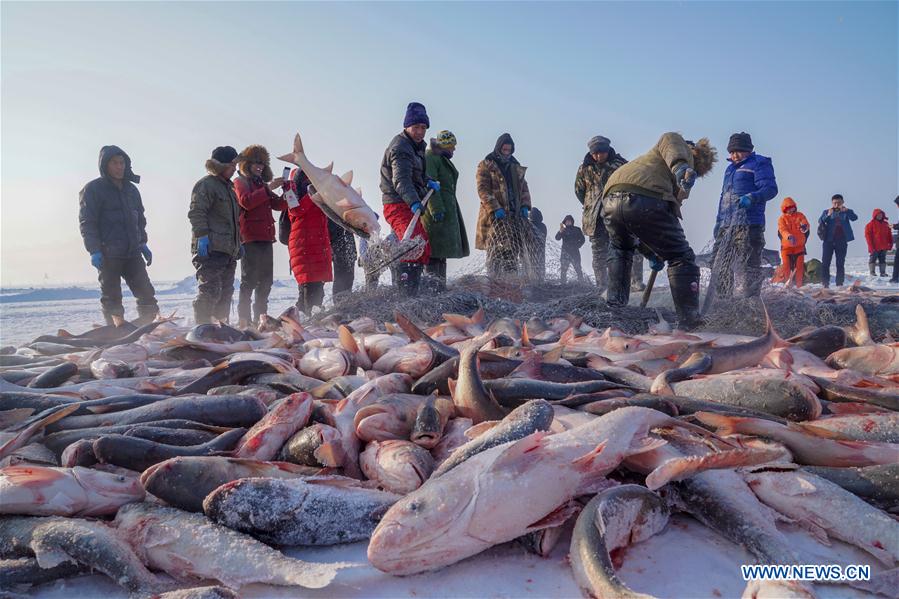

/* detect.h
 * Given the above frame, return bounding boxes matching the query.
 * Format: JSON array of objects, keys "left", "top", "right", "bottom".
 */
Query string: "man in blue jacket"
[
  {"left": 709, "top": 132, "right": 778, "bottom": 298},
  {"left": 818, "top": 193, "right": 858, "bottom": 287}
]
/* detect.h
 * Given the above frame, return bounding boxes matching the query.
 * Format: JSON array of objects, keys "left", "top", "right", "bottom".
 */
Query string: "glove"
[
  {"left": 520, "top": 206, "right": 530, "bottom": 218},
  {"left": 90, "top": 252, "right": 103, "bottom": 270},
  {"left": 432, "top": 211, "right": 445, "bottom": 222},
  {"left": 787, "top": 235, "right": 796, "bottom": 244},
  {"left": 140, "top": 244, "right": 152, "bottom": 267},
  {"left": 674, "top": 163, "right": 696, "bottom": 191},
  {"left": 738, "top": 195, "right": 752, "bottom": 209},
  {"left": 410, "top": 201, "right": 422, "bottom": 214},
  {"left": 427, "top": 180, "right": 440, "bottom": 192},
  {"left": 197, "top": 235, "right": 210, "bottom": 258},
  {"left": 238, "top": 244, "right": 246, "bottom": 260},
  {"left": 648, "top": 255, "right": 665, "bottom": 272},
  {"left": 799, "top": 223, "right": 809, "bottom": 233},
  {"left": 494, "top": 208, "right": 506, "bottom": 220}
]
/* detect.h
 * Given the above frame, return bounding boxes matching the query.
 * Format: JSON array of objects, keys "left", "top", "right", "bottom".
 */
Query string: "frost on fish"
[{"left": 203, "top": 476, "right": 400, "bottom": 546}]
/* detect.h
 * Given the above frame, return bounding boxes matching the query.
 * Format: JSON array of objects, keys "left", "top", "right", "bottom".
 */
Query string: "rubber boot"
[
  {"left": 135, "top": 306, "right": 159, "bottom": 326},
  {"left": 869, "top": 262, "right": 877, "bottom": 276},
  {"left": 669, "top": 270, "right": 703, "bottom": 330},
  {"left": 193, "top": 300, "right": 212, "bottom": 325},
  {"left": 605, "top": 249, "right": 632, "bottom": 307},
  {"left": 397, "top": 263, "right": 423, "bottom": 297}
]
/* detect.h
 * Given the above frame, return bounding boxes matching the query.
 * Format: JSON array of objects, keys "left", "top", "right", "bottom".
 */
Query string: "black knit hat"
[
  {"left": 727, "top": 132, "right": 753, "bottom": 153},
  {"left": 211, "top": 145, "right": 238, "bottom": 163}
]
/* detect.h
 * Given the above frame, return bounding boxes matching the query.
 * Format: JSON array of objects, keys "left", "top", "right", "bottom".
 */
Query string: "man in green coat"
[{"left": 423, "top": 130, "right": 469, "bottom": 286}]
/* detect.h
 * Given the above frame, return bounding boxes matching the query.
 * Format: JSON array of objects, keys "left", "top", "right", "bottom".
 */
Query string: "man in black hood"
[
  {"left": 475, "top": 133, "right": 534, "bottom": 277},
  {"left": 529, "top": 207, "right": 547, "bottom": 280},
  {"left": 78, "top": 145, "right": 158, "bottom": 326}
]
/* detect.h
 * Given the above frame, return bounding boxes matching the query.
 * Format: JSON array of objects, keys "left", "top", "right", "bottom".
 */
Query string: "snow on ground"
[{"left": 28, "top": 515, "right": 882, "bottom": 598}]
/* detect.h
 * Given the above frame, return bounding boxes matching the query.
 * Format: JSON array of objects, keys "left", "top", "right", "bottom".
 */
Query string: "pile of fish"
[{"left": 1, "top": 301, "right": 897, "bottom": 598}]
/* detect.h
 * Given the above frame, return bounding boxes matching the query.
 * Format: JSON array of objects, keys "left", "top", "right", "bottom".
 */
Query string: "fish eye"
[{"left": 408, "top": 499, "right": 424, "bottom": 512}]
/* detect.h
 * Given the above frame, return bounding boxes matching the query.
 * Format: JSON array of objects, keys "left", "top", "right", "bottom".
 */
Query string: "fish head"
[
  {"left": 368, "top": 470, "right": 477, "bottom": 574},
  {"left": 73, "top": 466, "right": 144, "bottom": 500}
]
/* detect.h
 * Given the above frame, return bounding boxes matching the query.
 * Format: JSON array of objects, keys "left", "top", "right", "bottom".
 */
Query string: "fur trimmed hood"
[
  {"left": 205, "top": 158, "right": 235, "bottom": 177},
  {"left": 236, "top": 145, "right": 273, "bottom": 182},
  {"left": 689, "top": 138, "right": 717, "bottom": 177}
]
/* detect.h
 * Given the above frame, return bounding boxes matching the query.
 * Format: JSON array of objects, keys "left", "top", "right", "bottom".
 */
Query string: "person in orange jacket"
[
  {"left": 771, "top": 197, "right": 809, "bottom": 286},
  {"left": 864, "top": 208, "right": 893, "bottom": 277}
]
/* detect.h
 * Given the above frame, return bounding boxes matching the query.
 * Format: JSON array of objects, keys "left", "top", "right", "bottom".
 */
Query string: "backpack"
[{"left": 278, "top": 211, "right": 291, "bottom": 245}]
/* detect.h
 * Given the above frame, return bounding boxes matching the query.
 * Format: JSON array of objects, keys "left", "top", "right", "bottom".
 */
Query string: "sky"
[{"left": 1, "top": 1, "right": 896, "bottom": 287}]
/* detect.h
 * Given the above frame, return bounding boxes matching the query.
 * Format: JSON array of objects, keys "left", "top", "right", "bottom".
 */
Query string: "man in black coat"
[{"left": 78, "top": 145, "right": 157, "bottom": 326}]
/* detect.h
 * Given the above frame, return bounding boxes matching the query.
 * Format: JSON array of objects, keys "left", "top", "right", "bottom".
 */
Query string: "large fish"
[
  {"left": 0, "top": 465, "right": 144, "bottom": 516},
  {"left": 176, "top": 359, "right": 288, "bottom": 395},
  {"left": 411, "top": 395, "right": 454, "bottom": 449},
  {"left": 802, "top": 464, "right": 899, "bottom": 508},
  {"left": 115, "top": 502, "right": 344, "bottom": 588},
  {"left": 799, "top": 413, "right": 899, "bottom": 443},
  {"left": 278, "top": 132, "right": 381, "bottom": 238},
  {"left": 744, "top": 466, "right": 899, "bottom": 565},
  {"left": 0, "top": 516, "right": 166, "bottom": 594},
  {"left": 233, "top": 393, "right": 313, "bottom": 460},
  {"left": 360, "top": 440, "right": 435, "bottom": 494},
  {"left": 203, "top": 476, "right": 400, "bottom": 546},
  {"left": 696, "top": 412, "right": 899, "bottom": 467},
  {"left": 140, "top": 455, "right": 322, "bottom": 512},
  {"left": 807, "top": 375, "right": 899, "bottom": 412},
  {"left": 0, "top": 556, "right": 86, "bottom": 588},
  {"left": 43, "top": 419, "right": 229, "bottom": 457},
  {"left": 354, "top": 393, "right": 443, "bottom": 442},
  {"left": 368, "top": 407, "right": 707, "bottom": 575},
  {"left": 826, "top": 343, "right": 899, "bottom": 376},
  {"left": 92, "top": 428, "right": 246, "bottom": 472},
  {"left": 279, "top": 423, "right": 345, "bottom": 467},
  {"left": 569, "top": 485, "right": 670, "bottom": 599}
]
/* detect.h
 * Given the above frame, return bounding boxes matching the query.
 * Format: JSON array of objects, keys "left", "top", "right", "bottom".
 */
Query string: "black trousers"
[
  {"left": 297, "top": 281, "right": 325, "bottom": 315},
  {"left": 710, "top": 225, "right": 766, "bottom": 298},
  {"left": 822, "top": 239, "right": 849, "bottom": 287},
  {"left": 592, "top": 229, "right": 644, "bottom": 289},
  {"left": 426, "top": 257, "right": 447, "bottom": 281},
  {"left": 329, "top": 223, "right": 357, "bottom": 295},
  {"left": 237, "top": 241, "right": 274, "bottom": 323},
  {"left": 560, "top": 251, "right": 584, "bottom": 284},
  {"left": 193, "top": 251, "right": 237, "bottom": 324},
  {"left": 601, "top": 192, "right": 700, "bottom": 310},
  {"left": 98, "top": 255, "right": 158, "bottom": 322}
]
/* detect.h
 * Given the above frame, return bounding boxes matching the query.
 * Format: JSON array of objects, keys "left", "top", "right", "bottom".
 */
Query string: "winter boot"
[
  {"left": 134, "top": 305, "right": 159, "bottom": 326},
  {"left": 870, "top": 262, "right": 877, "bottom": 276},
  {"left": 669, "top": 269, "right": 703, "bottom": 331},
  {"left": 193, "top": 299, "right": 213, "bottom": 325},
  {"left": 397, "top": 263, "right": 423, "bottom": 297},
  {"left": 605, "top": 249, "right": 633, "bottom": 307}
]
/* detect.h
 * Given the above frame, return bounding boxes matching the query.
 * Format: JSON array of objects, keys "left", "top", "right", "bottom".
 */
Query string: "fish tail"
[{"left": 692, "top": 411, "right": 741, "bottom": 436}]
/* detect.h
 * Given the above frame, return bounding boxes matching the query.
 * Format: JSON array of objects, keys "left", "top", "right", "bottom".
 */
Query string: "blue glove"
[
  {"left": 520, "top": 206, "right": 530, "bottom": 218},
  {"left": 674, "top": 163, "right": 696, "bottom": 191},
  {"left": 410, "top": 201, "right": 422, "bottom": 214},
  {"left": 238, "top": 244, "right": 246, "bottom": 260},
  {"left": 197, "top": 235, "right": 210, "bottom": 258},
  {"left": 432, "top": 211, "right": 445, "bottom": 222},
  {"left": 90, "top": 252, "right": 103, "bottom": 270},
  {"left": 494, "top": 208, "right": 506, "bottom": 220},
  {"left": 427, "top": 180, "right": 440, "bottom": 193},
  {"left": 738, "top": 195, "right": 752, "bottom": 209},
  {"left": 140, "top": 244, "right": 152, "bottom": 267},
  {"left": 648, "top": 255, "right": 665, "bottom": 272}
]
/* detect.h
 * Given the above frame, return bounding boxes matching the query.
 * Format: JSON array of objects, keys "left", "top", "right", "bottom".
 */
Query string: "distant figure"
[
  {"left": 771, "top": 197, "right": 809, "bottom": 287},
  {"left": 529, "top": 207, "right": 547, "bottom": 281},
  {"left": 864, "top": 208, "right": 893, "bottom": 277},
  {"left": 555, "top": 215, "right": 586, "bottom": 283},
  {"left": 817, "top": 194, "right": 858, "bottom": 288},
  {"left": 602, "top": 133, "right": 717, "bottom": 329},
  {"left": 891, "top": 196, "right": 899, "bottom": 283},
  {"left": 189, "top": 146, "right": 242, "bottom": 324},
  {"left": 288, "top": 171, "right": 332, "bottom": 314},
  {"left": 379, "top": 102, "right": 437, "bottom": 297},
  {"left": 233, "top": 145, "right": 286, "bottom": 328},
  {"left": 329, "top": 220, "right": 357, "bottom": 297},
  {"left": 710, "top": 132, "right": 778, "bottom": 298},
  {"left": 423, "top": 130, "right": 469, "bottom": 288},
  {"left": 476, "top": 133, "right": 533, "bottom": 277},
  {"left": 79, "top": 145, "right": 158, "bottom": 326},
  {"left": 574, "top": 135, "right": 627, "bottom": 292}
]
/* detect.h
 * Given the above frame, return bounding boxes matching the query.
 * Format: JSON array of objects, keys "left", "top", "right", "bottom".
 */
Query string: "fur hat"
[
  {"left": 236, "top": 145, "right": 273, "bottom": 182},
  {"left": 205, "top": 145, "right": 238, "bottom": 176},
  {"left": 689, "top": 138, "right": 717, "bottom": 177},
  {"left": 727, "top": 132, "right": 753, "bottom": 153}
]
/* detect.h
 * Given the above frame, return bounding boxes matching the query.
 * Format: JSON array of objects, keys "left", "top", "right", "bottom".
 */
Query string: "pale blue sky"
[{"left": 2, "top": 1, "right": 896, "bottom": 286}]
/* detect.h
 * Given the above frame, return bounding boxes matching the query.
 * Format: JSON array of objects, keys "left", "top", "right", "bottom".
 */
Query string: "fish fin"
[
  {"left": 464, "top": 420, "right": 499, "bottom": 440},
  {"left": 645, "top": 448, "right": 782, "bottom": 490},
  {"left": 492, "top": 431, "right": 547, "bottom": 470},
  {"left": 790, "top": 422, "right": 852, "bottom": 440},
  {"left": 338, "top": 325, "right": 360, "bottom": 353},
  {"left": 447, "top": 378, "right": 457, "bottom": 399},
  {"left": 692, "top": 412, "right": 741, "bottom": 436},
  {"left": 558, "top": 328, "right": 574, "bottom": 347},
  {"left": 509, "top": 351, "right": 541, "bottom": 379},
  {"left": 340, "top": 170, "right": 353, "bottom": 185},
  {"left": 0, "top": 465, "right": 67, "bottom": 484},
  {"left": 32, "top": 545, "right": 75, "bottom": 569},
  {"left": 324, "top": 161, "right": 334, "bottom": 173},
  {"left": 845, "top": 304, "right": 874, "bottom": 347},
  {"left": 394, "top": 312, "right": 425, "bottom": 342},
  {"left": 525, "top": 500, "right": 581, "bottom": 532},
  {"left": 586, "top": 354, "right": 612, "bottom": 369},
  {"left": 313, "top": 441, "right": 344, "bottom": 468},
  {"left": 384, "top": 322, "right": 399, "bottom": 334},
  {"left": 472, "top": 307, "right": 486, "bottom": 325},
  {"left": 542, "top": 346, "right": 564, "bottom": 363},
  {"left": 521, "top": 323, "right": 532, "bottom": 348},
  {"left": 442, "top": 312, "right": 471, "bottom": 328},
  {"left": 355, "top": 186, "right": 363, "bottom": 196},
  {"left": 57, "top": 329, "right": 73, "bottom": 338},
  {"left": 572, "top": 440, "right": 608, "bottom": 471},
  {"left": 626, "top": 436, "right": 668, "bottom": 457},
  {"left": 143, "top": 523, "right": 181, "bottom": 548},
  {"left": 793, "top": 518, "right": 832, "bottom": 546},
  {"left": 576, "top": 477, "right": 620, "bottom": 496}
]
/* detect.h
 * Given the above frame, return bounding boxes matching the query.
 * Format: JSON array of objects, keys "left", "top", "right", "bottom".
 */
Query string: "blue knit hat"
[{"left": 403, "top": 102, "right": 430, "bottom": 128}]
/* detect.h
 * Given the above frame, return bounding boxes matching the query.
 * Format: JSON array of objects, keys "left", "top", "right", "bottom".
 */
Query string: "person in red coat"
[
  {"left": 234, "top": 145, "right": 287, "bottom": 328},
  {"left": 288, "top": 169, "right": 332, "bottom": 314},
  {"left": 865, "top": 208, "right": 893, "bottom": 277}
]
